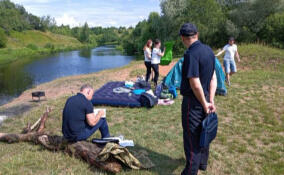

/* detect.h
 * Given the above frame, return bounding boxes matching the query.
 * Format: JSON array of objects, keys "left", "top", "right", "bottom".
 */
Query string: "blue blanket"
[{"left": 91, "top": 81, "right": 150, "bottom": 107}]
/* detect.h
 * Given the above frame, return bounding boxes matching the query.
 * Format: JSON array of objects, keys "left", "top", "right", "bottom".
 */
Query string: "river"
[{"left": 0, "top": 46, "right": 133, "bottom": 106}]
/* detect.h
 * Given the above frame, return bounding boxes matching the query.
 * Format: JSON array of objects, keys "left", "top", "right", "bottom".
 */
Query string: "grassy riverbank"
[
  {"left": 0, "top": 44, "right": 283, "bottom": 175},
  {"left": 0, "top": 30, "right": 85, "bottom": 65}
]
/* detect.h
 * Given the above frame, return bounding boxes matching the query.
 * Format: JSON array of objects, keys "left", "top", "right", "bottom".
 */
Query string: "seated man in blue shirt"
[{"left": 62, "top": 84, "right": 110, "bottom": 142}]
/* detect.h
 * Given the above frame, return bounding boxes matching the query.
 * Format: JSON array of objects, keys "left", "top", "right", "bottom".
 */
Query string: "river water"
[{"left": 0, "top": 46, "right": 133, "bottom": 106}]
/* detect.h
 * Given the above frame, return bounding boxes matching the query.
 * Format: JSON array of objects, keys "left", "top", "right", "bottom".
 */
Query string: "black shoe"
[{"left": 199, "top": 164, "right": 207, "bottom": 171}]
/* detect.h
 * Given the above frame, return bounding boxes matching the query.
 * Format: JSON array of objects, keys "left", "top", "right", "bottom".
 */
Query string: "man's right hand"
[
  {"left": 203, "top": 102, "right": 215, "bottom": 114},
  {"left": 98, "top": 110, "right": 105, "bottom": 118}
]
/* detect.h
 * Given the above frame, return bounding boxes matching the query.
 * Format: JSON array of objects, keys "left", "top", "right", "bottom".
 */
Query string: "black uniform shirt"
[{"left": 180, "top": 40, "right": 215, "bottom": 106}]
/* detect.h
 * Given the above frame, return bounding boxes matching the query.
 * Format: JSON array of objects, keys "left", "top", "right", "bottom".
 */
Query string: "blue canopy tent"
[
  {"left": 163, "top": 57, "right": 184, "bottom": 89},
  {"left": 163, "top": 57, "right": 227, "bottom": 96}
]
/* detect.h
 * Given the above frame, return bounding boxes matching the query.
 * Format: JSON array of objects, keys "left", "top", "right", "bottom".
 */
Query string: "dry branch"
[{"left": 0, "top": 107, "right": 122, "bottom": 173}]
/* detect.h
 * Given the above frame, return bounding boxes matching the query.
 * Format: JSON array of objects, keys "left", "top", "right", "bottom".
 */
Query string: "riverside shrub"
[{"left": 0, "top": 28, "right": 7, "bottom": 48}]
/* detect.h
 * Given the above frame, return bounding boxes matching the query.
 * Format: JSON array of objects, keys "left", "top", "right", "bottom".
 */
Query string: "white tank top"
[
  {"left": 144, "top": 48, "right": 151, "bottom": 62},
  {"left": 151, "top": 48, "right": 161, "bottom": 64}
]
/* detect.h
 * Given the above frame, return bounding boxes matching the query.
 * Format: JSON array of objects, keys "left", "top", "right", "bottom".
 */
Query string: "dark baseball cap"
[
  {"left": 229, "top": 37, "right": 235, "bottom": 41},
  {"left": 179, "top": 23, "right": 198, "bottom": 37}
]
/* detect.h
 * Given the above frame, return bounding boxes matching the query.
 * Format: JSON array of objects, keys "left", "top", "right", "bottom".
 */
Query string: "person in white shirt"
[
  {"left": 215, "top": 37, "right": 240, "bottom": 86},
  {"left": 143, "top": 39, "right": 153, "bottom": 82},
  {"left": 151, "top": 39, "right": 165, "bottom": 86}
]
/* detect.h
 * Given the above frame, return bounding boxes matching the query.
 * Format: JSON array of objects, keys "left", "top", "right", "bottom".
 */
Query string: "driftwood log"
[{"left": 0, "top": 107, "right": 122, "bottom": 173}]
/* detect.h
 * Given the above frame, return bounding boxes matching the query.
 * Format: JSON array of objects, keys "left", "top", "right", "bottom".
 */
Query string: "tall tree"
[
  {"left": 39, "top": 16, "right": 56, "bottom": 32},
  {"left": 80, "top": 22, "right": 90, "bottom": 43},
  {"left": 0, "top": 27, "right": 7, "bottom": 48}
]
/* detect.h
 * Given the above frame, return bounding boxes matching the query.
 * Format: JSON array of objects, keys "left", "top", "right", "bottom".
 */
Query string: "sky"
[{"left": 12, "top": 0, "right": 161, "bottom": 27}]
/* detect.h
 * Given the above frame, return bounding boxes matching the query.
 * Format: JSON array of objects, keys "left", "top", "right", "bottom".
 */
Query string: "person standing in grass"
[
  {"left": 179, "top": 22, "right": 217, "bottom": 175},
  {"left": 144, "top": 39, "right": 153, "bottom": 82},
  {"left": 151, "top": 39, "right": 165, "bottom": 86},
  {"left": 215, "top": 37, "right": 240, "bottom": 86}
]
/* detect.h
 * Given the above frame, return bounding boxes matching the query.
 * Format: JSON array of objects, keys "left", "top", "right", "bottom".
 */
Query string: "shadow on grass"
[
  {"left": 127, "top": 144, "right": 184, "bottom": 175},
  {"left": 32, "top": 141, "right": 184, "bottom": 175},
  {"left": 0, "top": 104, "right": 33, "bottom": 116},
  {"left": 0, "top": 104, "right": 33, "bottom": 126},
  {"left": 83, "top": 143, "right": 184, "bottom": 175}
]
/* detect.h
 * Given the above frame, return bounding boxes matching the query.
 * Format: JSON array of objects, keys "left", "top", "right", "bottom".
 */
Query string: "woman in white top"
[
  {"left": 144, "top": 39, "right": 153, "bottom": 82},
  {"left": 216, "top": 37, "right": 240, "bottom": 86},
  {"left": 151, "top": 39, "right": 165, "bottom": 86}
]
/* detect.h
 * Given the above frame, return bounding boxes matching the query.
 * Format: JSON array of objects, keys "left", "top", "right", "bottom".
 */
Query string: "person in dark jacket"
[
  {"left": 62, "top": 84, "right": 110, "bottom": 142},
  {"left": 179, "top": 22, "right": 217, "bottom": 175}
]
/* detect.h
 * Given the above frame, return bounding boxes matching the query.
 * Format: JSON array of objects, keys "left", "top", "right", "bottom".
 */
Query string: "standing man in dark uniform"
[{"left": 179, "top": 23, "right": 217, "bottom": 175}]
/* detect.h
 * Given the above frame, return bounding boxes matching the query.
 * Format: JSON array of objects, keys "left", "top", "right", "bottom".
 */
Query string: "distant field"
[
  {"left": 0, "top": 44, "right": 283, "bottom": 175},
  {"left": 0, "top": 30, "right": 83, "bottom": 65}
]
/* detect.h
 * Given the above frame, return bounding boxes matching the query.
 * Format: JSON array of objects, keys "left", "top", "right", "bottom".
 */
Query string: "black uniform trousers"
[{"left": 181, "top": 96, "right": 209, "bottom": 175}]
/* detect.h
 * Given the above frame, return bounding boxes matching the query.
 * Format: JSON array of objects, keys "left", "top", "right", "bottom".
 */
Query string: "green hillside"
[
  {"left": 7, "top": 30, "right": 82, "bottom": 48},
  {"left": 0, "top": 30, "right": 83, "bottom": 65}
]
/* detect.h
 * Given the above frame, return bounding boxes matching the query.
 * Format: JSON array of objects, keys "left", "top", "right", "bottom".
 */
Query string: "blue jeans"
[
  {"left": 76, "top": 118, "right": 110, "bottom": 141},
  {"left": 223, "top": 59, "right": 237, "bottom": 74}
]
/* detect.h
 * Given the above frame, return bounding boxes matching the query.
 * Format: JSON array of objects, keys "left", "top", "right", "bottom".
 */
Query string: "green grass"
[
  {"left": 7, "top": 30, "right": 82, "bottom": 48},
  {"left": 129, "top": 68, "right": 145, "bottom": 78},
  {"left": 0, "top": 44, "right": 283, "bottom": 175},
  {"left": 0, "top": 30, "right": 84, "bottom": 65}
]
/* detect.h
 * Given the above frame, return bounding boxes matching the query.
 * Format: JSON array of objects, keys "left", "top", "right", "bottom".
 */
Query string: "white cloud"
[
  {"left": 56, "top": 14, "right": 79, "bottom": 27},
  {"left": 10, "top": 0, "right": 161, "bottom": 27},
  {"left": 12, "top": 0, "right": 57, "bottom": 4}
]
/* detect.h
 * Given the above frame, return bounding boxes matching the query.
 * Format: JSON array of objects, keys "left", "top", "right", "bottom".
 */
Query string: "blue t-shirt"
[
  {"left": 180, "top": 40, "right": 215, "bottom": 106},
  {"left": 62, "top": 93, "right": 93, "bottom": 141}
]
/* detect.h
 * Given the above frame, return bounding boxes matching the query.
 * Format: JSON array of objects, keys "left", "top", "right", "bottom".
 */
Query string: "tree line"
[
  {"left": 120, "top": 0, "right": 284, "bottom": 55},
  {"left": 1, "top": 0, "right": 284, "bottom": 54},
  {"left": 0, "top": 0, "right": 132, "bottom": 48},
  {"left": 49, "top": 25, "right": 130, "bottom": 46},
  {"left": 0, "top": 0, "right": 55, "bottom": 32}
]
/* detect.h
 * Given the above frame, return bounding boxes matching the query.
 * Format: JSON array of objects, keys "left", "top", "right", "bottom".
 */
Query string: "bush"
[
  {"left": 26, "top": 43, "right": 38, "bottom": 50},
  {"left": 115, "top": 45, "right": 124, "bottom": 52},
  {"left": 44, "top": 43, "right": 55, "bottom": 50},
  {"left": 259, "top": 12, "right": 284, "bottom": 48},
  {"left": 0, "top": 28, "right": 7, "bottom": 48}
]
